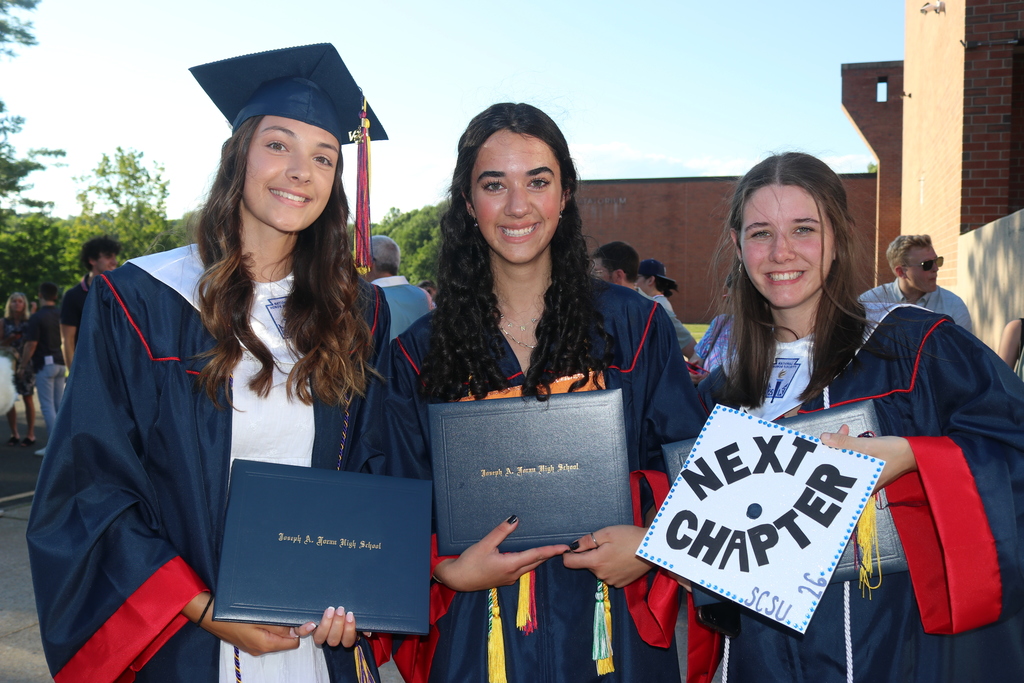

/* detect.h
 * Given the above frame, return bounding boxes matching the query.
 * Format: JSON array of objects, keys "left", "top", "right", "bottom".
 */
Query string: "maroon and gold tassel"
[
  {"left": 516, "top": 570, "right": 538, "bottom": 634},
  {"left": 353, "top": 98, "right": 372, "bottom": 273},
  {"left": 487, "top": 588, "right": 508, "bottom": 683}
]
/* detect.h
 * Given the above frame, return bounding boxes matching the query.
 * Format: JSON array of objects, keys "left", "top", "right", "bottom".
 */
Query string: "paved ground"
[{"left": 0, "top": 393, "right": 715, "bottom": 682}]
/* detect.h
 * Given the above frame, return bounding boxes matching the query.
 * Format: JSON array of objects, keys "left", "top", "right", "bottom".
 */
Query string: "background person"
[
  {"left": 363, "top": 234, "right": 430, "bottom": 340},
  {"left": 20, "top": 282, "right": 64, "bottom": 454},
  {"left": 997, "top": 317, "right": 1024, "bottom": 380},
  {"left": 592, "top": 241, "right": 696, "bottom": 358},
  {"left": 60, "top": 235, "right": 121, "bottom": 369},
  {"left": 378, "top": 103, "right": 702, "bottom": 682},
  {"left": 859, "top": 234, "right": 973, "bottom": 333},
  {"left": 1, "top": 292, "right": 36, "bottom": 446},
  {"left": 27, "top": 44, "right": 389, "bottom": 683},
  {"left": 690, "top": 152, "right": 1024, "bottom": 682}
]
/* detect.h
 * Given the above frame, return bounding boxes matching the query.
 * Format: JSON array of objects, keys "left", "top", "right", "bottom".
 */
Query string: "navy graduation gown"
[
  {"left": 378, "top": 283, "right": 705, "bottom": 683},
  {"left": 27, "top": 259, "right": 390, "bottom": 682},
  {"left": 689, "top": 307, "right": 1024, "bottom": 683}
]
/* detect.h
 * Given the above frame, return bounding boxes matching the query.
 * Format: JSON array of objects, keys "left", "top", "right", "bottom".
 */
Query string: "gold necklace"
[{"left": 499, "top": 313, "right": 538, "bottom": 349}]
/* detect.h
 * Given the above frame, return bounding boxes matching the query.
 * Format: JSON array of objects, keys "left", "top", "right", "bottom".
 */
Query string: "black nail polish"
[
  {"left": 506, "top": 514, "right": 518, "bottom": 525},
  {"left": 569, "top": 540, "right": 580, "bottom": 551}
]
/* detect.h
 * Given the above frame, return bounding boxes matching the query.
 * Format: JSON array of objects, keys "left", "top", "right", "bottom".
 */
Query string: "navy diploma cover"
[
  {"left": 429, "top": 388, "right": 632, "bottom": 554},
  {"left": 214, "top": 460, "right": 432, "bottom": 634}
]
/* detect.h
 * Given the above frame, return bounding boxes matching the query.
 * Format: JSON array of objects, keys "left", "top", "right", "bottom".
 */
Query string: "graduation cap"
[{"left": 188, "top": 43, "right": 387, "bottom": 145}]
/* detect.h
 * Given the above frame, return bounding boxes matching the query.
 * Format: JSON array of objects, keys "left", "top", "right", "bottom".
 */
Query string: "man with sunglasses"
[{"left": 860, "top": 234, "right": 974, "bottom": 333}]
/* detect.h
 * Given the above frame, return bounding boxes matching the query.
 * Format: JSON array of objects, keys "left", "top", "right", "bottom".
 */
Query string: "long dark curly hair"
[
  {"left": 714, "top": 152, "right": 869, "bottom": 408},
  {"left": 192, "top": 115, "right": 373, "bottom": 407},
  {"left": 419, "top": 103, "right": 612, "bottom": 401}
]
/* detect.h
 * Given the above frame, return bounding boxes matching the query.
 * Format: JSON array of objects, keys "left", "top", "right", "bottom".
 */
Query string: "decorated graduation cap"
[{"left": 189, "top": 43, "right": 386, "bottom": 268}]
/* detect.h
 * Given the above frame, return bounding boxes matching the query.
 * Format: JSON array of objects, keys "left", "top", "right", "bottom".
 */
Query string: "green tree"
[
  {"left": 67, "top": 147, "right": 182, "bottom": 267},
  {"left": 373, "top": 203, "right": 444, "bottom": 284},
  {"left": 0, "top": 211, "right": 70, "bottom": 298},
  {"left": 0, "top": 0, "right": 63, "bottom": 211},
  {"left": 0, "top": 0, "right": 37, "bottom": 57}
]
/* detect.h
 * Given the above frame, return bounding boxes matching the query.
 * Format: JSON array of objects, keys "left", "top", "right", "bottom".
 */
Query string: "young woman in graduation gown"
[
  {"left": 373, "top": 103, "right": 704, "bottom": 682},
  {"left": 686, "top": 152, "right": 1024, "bottom": 683},
  {"left": 27, "top": 45, "right": 390, "bottom": 683}
]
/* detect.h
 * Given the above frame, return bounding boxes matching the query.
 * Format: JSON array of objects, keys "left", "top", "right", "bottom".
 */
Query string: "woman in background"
[{"left": 1, "top": 292, "right": 36, "bottom": 446}]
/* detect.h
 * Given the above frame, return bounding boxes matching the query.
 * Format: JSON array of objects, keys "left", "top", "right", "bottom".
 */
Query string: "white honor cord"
[
  {"left": 844, "top": 580, "right": 853, "bottom": 683},
  {"left": 721, "top": 636, "right": 730, "bottom": 683},
  {"left": 827, "top": 386, "right": 854, "bottom": 682}
]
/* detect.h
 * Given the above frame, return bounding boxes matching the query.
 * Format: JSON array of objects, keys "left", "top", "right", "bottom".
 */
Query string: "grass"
[{"left": 684, "top": 323, "right": 710, "bottom": 343}]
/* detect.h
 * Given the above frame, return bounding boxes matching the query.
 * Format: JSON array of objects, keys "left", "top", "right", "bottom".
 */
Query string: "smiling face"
[
  {"left": 466, "top": 129, "right": 567, "bottom": 275},
  {"left": 736, "top": 184, "right": 835, "bottom": 340},
  {"left": 239, "top": 115, "right": 340, "bottom": 255}
]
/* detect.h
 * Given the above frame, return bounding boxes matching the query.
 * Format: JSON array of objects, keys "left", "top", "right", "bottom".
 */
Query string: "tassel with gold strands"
[
  {"left": 353, "top": 97, "right": 373, "bottom": 274},
  {"left": 592, "top": 579, "right": 614, "bottom": 674},
  {"left": 487, "top": 588, "right": 508, "bottom": 683},
  {"left": 354, "top": 640, "right": 376, "bottom": 683},
  {"left": 516, "top": 570, "right": 538, "bottom": 634},
  {"left": 856, "top": 493, "right": 883, "bottom": 597}
]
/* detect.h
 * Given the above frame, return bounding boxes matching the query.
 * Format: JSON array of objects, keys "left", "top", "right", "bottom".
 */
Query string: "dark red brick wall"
[
  {"left": 961, "top": 1, "right": 1024, "bottom": 232},
  {"left": 578, "top": 174, "right": 878, "bottom": 324},
  {"left": 841, "top": 61, "right": 904, "bottom": 283}
]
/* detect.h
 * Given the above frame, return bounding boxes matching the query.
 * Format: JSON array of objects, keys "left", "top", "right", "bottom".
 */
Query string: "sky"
[{"left": 0, "top": 0, "right": 905, "bottom": 222}]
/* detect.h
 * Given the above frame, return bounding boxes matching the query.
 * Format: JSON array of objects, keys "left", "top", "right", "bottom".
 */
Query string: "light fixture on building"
[{"left": 920, "top": 1, "right": 945, "bottom": 13}]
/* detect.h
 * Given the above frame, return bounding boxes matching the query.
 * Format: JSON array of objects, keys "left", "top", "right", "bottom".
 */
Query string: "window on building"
[{"left": 876, "top": 77, "right": 888, "bottom": 103}]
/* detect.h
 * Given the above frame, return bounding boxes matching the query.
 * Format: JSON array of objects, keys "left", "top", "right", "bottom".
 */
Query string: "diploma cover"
[
  {"left": 213, "top": 460, "right": 431, "bottom": 634},
  {"left": 429, "top": 388, "right": 632, "bottom": 554},
  {"left": 661, "top": 399, "right": 906, "bottom": 593}
]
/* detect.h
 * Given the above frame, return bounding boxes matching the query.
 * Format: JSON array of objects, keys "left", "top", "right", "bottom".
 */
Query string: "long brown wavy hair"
[
  {"left": 192, "top": 115, "right": 372, "bottom": 407},
  {"left": 714, "top": 153, "right": 869, "bottom": 408}
]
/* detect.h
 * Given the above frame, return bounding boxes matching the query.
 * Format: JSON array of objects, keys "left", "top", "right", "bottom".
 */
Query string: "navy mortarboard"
[{"left": 188, "top": 43, "right": 387, "bottom": 145}]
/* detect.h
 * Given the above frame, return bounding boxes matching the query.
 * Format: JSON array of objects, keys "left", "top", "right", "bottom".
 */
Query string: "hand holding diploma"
[
  {"left": 820, "top": 425, "right": 917, "bottom": 493},
  {"left": 432, "top": 515, "right": 570, "bottom": 592},
  {"left": 563, "top": 524, "right": 656, "bottom": 587},
  {"left": 182, "top": 594, "right": 360, "bottom": 654}
]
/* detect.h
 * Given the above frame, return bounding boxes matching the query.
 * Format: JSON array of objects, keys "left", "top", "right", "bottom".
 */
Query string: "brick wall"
[
  {"left": 578, "top": 174, "right": 878, "bottom": 324},
  {"left": 961, "top": 2, "right": 1024, "bottom": 236},
  {"left": 902, "top": 0, "right": 967, "bottom": 289},
  {"left": 841, "top": 61, "right": 904, "bottom": 284}
]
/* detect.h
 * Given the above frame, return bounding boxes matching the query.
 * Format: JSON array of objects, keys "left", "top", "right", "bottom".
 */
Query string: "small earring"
[{"left": 474, "top": 221, "right": 478, "bottom": 227}]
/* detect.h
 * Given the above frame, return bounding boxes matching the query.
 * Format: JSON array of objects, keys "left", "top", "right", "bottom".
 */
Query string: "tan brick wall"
[
  {"left": 578, "top": 175, "right": 878, "bottom": 324},
  {"left": 901, "top": 0, "right": 966, "bottom": 288}
]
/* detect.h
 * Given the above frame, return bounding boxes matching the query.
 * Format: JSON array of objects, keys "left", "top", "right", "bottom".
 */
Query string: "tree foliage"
[
  {"left": 67, "top": 147, "right": 183, "bottom": 268},
  {"left": 372, "top": 203, "right": 444, "bottom": 284},
  {"left": 0, "top": 211, "right": 69, "bottom": 298},
  {"left": 0, "top": 0, "right": 63, "bottom": 211},
  {"left": 0, "top": 0, "right": 37, "bottom": 58}
]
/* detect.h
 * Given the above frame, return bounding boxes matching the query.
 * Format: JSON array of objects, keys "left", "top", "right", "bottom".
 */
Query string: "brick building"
[
  {"left": 843, "top": 1, "right": 1024, "bottom": 347},
  {"left": 577, "top": 174, "right": 879, "bottom": 324}
]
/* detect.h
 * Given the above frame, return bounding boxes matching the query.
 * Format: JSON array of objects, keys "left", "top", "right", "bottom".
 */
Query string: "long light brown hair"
[
  {"left": 714, "top": 153, "right": 869, "bottom": 408},
  {"left": 192, "top": 116, "right": 372, "bottom": 407}
]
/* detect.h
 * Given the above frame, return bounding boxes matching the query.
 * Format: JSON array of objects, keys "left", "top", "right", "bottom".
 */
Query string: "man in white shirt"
[
  {"left": 364, "top": 235, "right": 431, "bottom": 340},
  {"left": 859, "top": 234, "right": 973, "bottom": 333}
]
